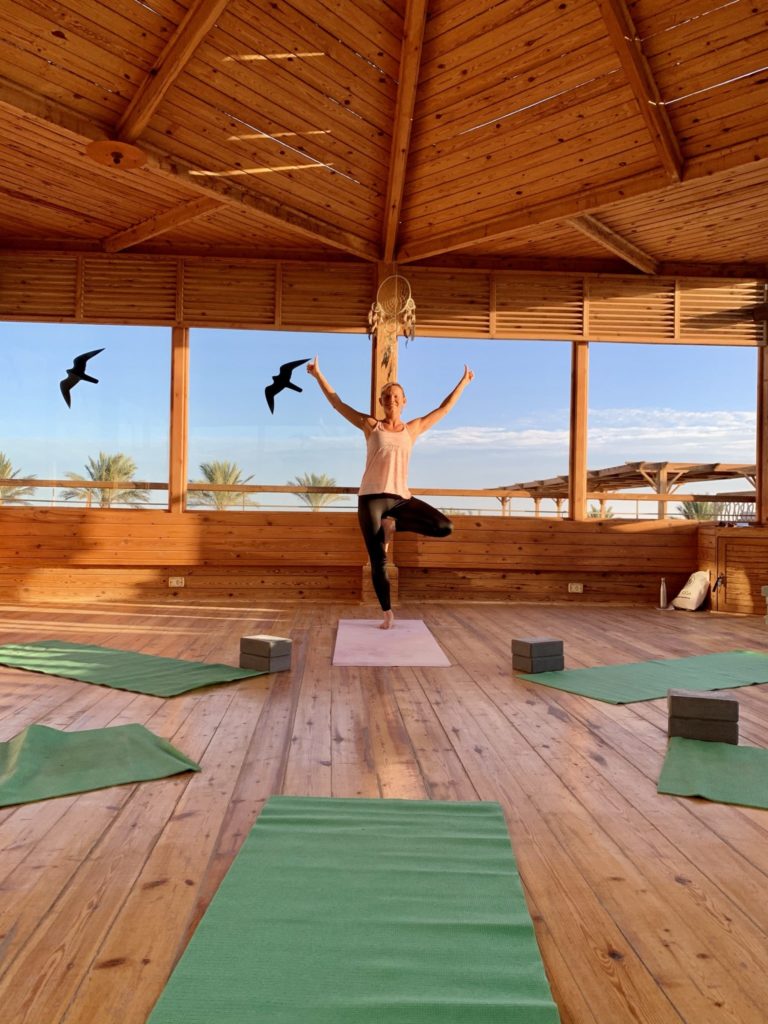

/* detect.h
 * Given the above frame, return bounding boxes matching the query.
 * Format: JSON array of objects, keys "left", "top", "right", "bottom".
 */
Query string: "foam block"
[
  {"left": 240, "top": 635, "right": 292, "bottom": 658},
  {"left": 513, "top": 654, "right": 565, "bottom": 674},
  {"left": 512, "top": 638, "right": 563, "bottom": 659},
  {"left": 667, "top": 689, "right": 738, "bottom": 721},
  {"left": 239, "top": 652, "right": 292, "bottom": 673},
  {"left": 668, "top": 716, "right": 739, "bottom": 744}
]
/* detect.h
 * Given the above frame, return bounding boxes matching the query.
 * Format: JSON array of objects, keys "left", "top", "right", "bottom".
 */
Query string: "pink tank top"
[{"left": 359, "top": 421, "right": 413, "bottom": 498}]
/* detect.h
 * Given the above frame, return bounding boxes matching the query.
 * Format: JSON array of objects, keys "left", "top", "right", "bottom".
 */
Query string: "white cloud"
[
  {"left": 419, "top": 407, "right": 755, "bottom": 461},
  {"left": 419, "top": 426, "right": 569, "bottom": 450},
  {"left": 588, "top": 407, "right": 755, "bottom": 458}
]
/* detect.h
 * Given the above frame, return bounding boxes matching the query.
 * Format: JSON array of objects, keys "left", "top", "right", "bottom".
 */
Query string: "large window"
[
  {"left": 188, "top": 329, "right": 370, "bottom": 511},
  {"left": 398, "top": 336, "right": 571, "bottom": 514},
  {"left": 588, "top": 343, "right": 757, "bottom": 519},
  {"left": 187, "top": 330, "right": 572, "bottom": 514},
  {"left": 0, "top": 322, "right": 170, "bottom": 508},
  {"left": 5, "top": 320, "right": 755, "bottom": 519}
]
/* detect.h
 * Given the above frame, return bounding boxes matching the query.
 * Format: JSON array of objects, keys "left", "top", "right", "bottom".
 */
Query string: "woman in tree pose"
[{"left": 307, "top": 357, "right": 474, "bottom": 629}]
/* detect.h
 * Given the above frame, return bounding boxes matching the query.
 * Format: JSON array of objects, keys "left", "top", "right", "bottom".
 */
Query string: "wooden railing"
[{"left": 0, "top": 478, "right": 757, "bottom": 518}]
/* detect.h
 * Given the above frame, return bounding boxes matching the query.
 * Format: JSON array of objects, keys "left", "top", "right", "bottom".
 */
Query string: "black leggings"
[{"left": 357, "top": 494, "right": 453, "bottom": 611}]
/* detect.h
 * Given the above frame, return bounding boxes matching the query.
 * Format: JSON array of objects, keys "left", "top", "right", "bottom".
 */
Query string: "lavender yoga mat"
[{"left": 332, "top": 619, "right": 451, "bottom": 667}]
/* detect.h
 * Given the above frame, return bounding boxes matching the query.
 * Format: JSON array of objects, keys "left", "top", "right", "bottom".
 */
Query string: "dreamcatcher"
[{"left": 367, "top": 274, "right": 416, "bottom": 345}]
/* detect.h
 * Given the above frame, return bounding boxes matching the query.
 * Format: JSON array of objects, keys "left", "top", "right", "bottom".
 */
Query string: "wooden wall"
[
  {"left": 0, "top": 508, "right": 366, "bottom": 604},
  {"left": 395, "top": 515, "right": 698, "bottom": 604},
  {"left": 0, "top": 253, "right": 763, "bottom": 344},
  {"left": 0, "top": 507, "right": 700, "bottom": 608}
]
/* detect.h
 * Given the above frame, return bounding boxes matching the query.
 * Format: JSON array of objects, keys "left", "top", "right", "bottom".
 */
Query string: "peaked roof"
[{"left": 1, "top": 1, "right": 767, "bottom": 277}]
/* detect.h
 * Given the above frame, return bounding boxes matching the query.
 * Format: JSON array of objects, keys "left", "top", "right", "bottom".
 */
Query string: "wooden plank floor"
[{"left": 0, "top": 599, "right": 767, "bottom": 1024}]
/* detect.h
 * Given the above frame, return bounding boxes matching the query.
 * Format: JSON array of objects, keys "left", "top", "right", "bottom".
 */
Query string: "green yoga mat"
[
  {"left": 0, "top": 640, "right": 264, "bottom": 696},
  {"left": 517, "top": 649, "right": 768, "bottom": 704},
  {"left": 148, "top": 796, "right": 561, "bottom": 1024},
  {"left": 658, "top": 737, "right": 768, "bottom": 810},
  {"left": 0, "top": 723, "right": 200, "bottom": 806}
]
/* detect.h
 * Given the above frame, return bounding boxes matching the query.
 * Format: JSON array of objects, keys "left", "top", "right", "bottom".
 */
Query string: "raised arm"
[
  {"left": 407, "top": 365, "right": 474, "bottom": 438},
  {"left": 307, "top": 356, "right": 374, "bottom": 431}
]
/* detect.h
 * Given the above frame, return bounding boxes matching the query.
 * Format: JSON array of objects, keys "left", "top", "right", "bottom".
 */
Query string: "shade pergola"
[{"left": 501, "top": 461, "right": 757, "bottom": 517}]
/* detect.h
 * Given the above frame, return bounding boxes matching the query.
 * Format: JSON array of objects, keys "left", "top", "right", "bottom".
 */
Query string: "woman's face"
[{"left": 380, "top": 385, "right": 406, "bottom": 415}]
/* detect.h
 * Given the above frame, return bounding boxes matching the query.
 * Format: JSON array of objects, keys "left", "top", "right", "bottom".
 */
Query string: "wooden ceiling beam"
[
  {"left": 102, "top": 197, "right": 223, "bottom": 252},
  {"left": 116, "top": 0, "right": 233, "bottom": 144},
  {"left": 397, "top": 169, "right": 670, "bottom": 261},
  {"left": 594, "top": 0, "right": 682, "bottom": 182},
  {"left": 567, "top": 214, "right": 659, "bottom": 274},
  {"left": 397, "top": 135, "right": 768, "bottom": 262},
  {"left": 0, "top": 77, "right": 378, "bottom": 262},
  {"left": 382, "top": 0, "right": 429, "bottom": 262}
]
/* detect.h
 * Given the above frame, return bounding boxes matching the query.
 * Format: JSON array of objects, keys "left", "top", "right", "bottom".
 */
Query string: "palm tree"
[
  {"left": 676, "top": 500, "right": 716, "bottom": 520},
  {"left": 62, "top": 452, "right": 149, "bottom": 508},
  {"left": 0, "top": 452, "right": 36, "bottom": 505},
  {"left": 588, "top": 503, "right": 614, "bottom": 518},
  {"left": 189, "top": 460, "right": 256, "bottom": 510},
  {"left": 291, "top": 472, "right": 341, "bottom": 510}
]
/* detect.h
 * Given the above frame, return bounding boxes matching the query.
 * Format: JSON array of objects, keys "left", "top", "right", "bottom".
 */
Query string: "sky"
[{"left": 0, "top": 320, "right": 757, "bottom": 514}]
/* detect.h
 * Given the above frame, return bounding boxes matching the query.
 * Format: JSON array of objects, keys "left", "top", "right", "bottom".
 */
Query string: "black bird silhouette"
[
  {"left": 60, "top": 348, "right": 104, "bottom": 407},
  {"left": 265, "top": 358, "right": 310, "bottom": 414}
]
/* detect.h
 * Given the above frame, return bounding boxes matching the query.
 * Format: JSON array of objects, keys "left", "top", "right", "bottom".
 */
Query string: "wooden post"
[
  {"left": 370, "top": 263, "right": 399, "bottom": 416},
  {"left": 568, "top": 340, "right": 589, "bottom": 520},
  {"left": 656, "top": 466, "right": 668, "bottom": 520},
  {"left": 169, "top": 325, "right": 189, "bottom": 514},
  {"left": 757, "top": 343, "right": 768, "bottom": 524}
]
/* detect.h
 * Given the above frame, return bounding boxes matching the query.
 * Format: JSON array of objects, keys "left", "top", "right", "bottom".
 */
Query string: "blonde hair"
[{"left": 380, "top": 381, "right": 405, "bottom": 399}]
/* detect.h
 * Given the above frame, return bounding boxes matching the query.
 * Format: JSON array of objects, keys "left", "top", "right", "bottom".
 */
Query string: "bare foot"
[
  {"left": 379, "top": 610, "right": 395, "bottom": 630},
  {"left": 381, "top": 517, "right": 396, "bottom": 552}
]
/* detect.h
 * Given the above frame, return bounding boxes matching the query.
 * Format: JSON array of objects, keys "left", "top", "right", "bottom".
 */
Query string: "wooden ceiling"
[{"left": 1, "top": 0, "right": 768, "bottom": 277}]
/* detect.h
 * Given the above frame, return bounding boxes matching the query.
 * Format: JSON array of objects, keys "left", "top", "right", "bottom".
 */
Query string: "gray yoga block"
[
  {"left": 667, "top": 689, "right": 738, "bottom": 722},
  {"left": 240, "top": 634, "right": 292, "bottom": 658},
  {"left": 513, "top": 654, "right": 565, "bottom": 674},
  {"left": 512, "top": 637, "right": 563, "bottom": 659},
  {"left": 239, "top": 651, "right": 292, "bottom": 673},
  {"left": 668, "top": 716, "right": 739, "bottom": 744}
]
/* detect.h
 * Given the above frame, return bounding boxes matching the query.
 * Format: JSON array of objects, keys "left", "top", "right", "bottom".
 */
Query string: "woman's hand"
[
  {"left": 461, "top": 364, "right": 475, "bottom": 385},
  {"left": 307, "top": 355, "right": 320, "bottom": 378}
]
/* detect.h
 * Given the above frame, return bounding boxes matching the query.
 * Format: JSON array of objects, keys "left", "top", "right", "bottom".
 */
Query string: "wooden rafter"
[
  {"left": 102, "top": 197, "right": 222, "bottom": 252},
  {"left": 116, "top": 0, "right": 233, "bottom": 144},
  {"left": 0, "top": 77, "right": 378, "bottom": 262},
  {"left": 382, "top": 0, "right": 429, "bottom": 262},
  {"left": 397, "top": 169, "right": 670, "bottom": 261},
  {"left": 568, "top": 214, "right": 658, "bottom": 274},
  {"left": 594, "top": 0, "right": 682, "bottom": 182},
  {"left": 397, "top": 136, "right": 768, "bottom": 263}
]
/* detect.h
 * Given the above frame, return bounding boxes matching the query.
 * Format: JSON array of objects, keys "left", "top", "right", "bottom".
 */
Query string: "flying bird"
[
  {"left": 265, "top": 358, "right": 310, "bottom": 414},
  {"left": 60, "top": 348, "right": 104, "bottom": 407}
]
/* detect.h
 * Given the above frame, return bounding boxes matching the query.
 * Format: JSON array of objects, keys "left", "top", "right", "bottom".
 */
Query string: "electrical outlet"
[
  {"left": 168, "top": 576, "right": 185, "bottom": 588},
  {"left": 567, "top": 582, "right": 583, "bottom": 593}
]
